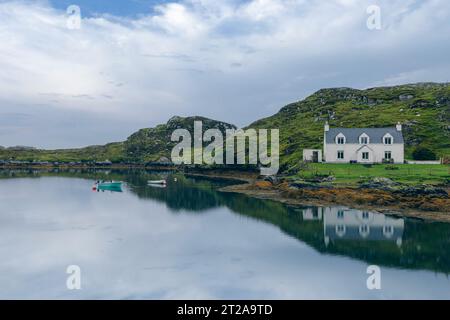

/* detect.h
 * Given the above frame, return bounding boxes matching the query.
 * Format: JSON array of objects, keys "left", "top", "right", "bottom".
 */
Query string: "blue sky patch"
[{"left": 49, "top": 0, "right": 170, "bottom": 17}]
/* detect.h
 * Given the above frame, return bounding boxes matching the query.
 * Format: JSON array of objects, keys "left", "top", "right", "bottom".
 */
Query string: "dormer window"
[
  {"left": 359, "top": 133, "right": 369, "bottom": 145},
  {"left": 336, "top": 133, "right": 346, "bottom": 145},
  {"left": 383, "top": 133, "right": 393, "bottom": 145}
]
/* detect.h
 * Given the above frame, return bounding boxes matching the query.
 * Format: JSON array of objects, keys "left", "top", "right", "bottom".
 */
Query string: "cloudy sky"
[{"left": 0, "top": 0, "right": 449, "bottom": 148}]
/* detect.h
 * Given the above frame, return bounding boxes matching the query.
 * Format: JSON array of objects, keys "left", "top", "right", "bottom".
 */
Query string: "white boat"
[
  {"left": 147, "top": 183, "right": 167, "bottom": 189},
  {"left": 147, "top": 180, "right": 167, "bottom": 185}
]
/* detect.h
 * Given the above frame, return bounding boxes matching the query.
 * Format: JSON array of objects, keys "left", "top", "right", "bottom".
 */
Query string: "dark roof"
[{"left": 325, "top": 127, "right": 404, "bottom": 144}]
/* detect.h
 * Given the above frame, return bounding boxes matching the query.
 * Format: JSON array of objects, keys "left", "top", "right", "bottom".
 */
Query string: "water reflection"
[
  {"left": 0, "top": 169, "right": 448, "bottom": 265},
  {"left": 322, "top": 208, "right": 404, "bottom": 247},
  {"left": 115, "top": 171, "right": 449, "bottom": 274}
]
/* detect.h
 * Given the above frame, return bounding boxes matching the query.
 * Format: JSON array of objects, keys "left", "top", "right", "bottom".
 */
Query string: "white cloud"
[{"left": 0, "top": 0, "right": 449, "bottom": 148}]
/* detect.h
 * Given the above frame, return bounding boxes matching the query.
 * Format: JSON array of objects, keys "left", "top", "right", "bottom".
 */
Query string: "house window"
[
  {"left": 384, "top": 137, "right": 392, "bottom": 145},
  {"left": 337, "top": 210, "right": 344, "bottom": 219},
  {"left": 337, "top": 137, "right": 345, "bottom": 144},
  {"left": 359, "top": 225, "right": 370, "bottom": 237},
  {"left": 362, "top": 152, "right": 369, "bottom": 160},
  {"left": 362, "top": 212, "right": 370, "bottom": 219},
  {"left": 336, "top": 225, "right": 346, "bottom": 237},
  {"left": 383, "top": 225, "right": 394, "bottom": 238},
  {"left": 337, "top": 151, "right": 344, "bottom": 160},
  {"left": 385, "top": 151, "right": 392, "bottom": 160},
  {"left": 360, "top": 137, "right": 368, "bottom": 144}
]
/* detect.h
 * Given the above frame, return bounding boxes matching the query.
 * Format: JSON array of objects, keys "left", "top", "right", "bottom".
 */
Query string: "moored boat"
[
  {"left": 93, "top": 181, "right": 123, "bottom": 192},
  {"left": 147, "top": 180, "right": 167, "bottom": 185},
  {"left": 97, "top": 181, "right": 123, "bottom": 188}
]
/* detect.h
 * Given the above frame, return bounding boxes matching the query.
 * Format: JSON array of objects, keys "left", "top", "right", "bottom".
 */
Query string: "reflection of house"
[
  {"left": 323, "top": 207, "right": 404, "bottom": 247},
  {"left": 302, "top": 207, "right": 323, "bottom": 220}
]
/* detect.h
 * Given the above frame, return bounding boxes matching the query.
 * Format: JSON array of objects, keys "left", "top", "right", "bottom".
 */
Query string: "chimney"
[
  {"left": 324, "top": 121, "right": 330, "bottom": 132},
  {"left": 396, "top": 122, "right": 402, "bottom": 132}
]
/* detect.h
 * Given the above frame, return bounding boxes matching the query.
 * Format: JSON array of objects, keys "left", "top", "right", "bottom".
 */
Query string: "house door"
[{"left": 312, "top": 151, "right": 319, "bottom": 163}]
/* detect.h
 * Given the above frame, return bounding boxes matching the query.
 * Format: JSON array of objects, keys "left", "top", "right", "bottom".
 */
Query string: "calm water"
[{"left": 0, "top": 169, "right": 450, "bottom": 299}]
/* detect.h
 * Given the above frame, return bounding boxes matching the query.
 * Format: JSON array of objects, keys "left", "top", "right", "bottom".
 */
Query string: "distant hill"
[
  {"left": 248, "top": 82, "right": 450, "bottom": 171},
  {"left": 1, "top": 83, "right": 448, "bottom": 169},
  {"left": 124, "top": 116, "right": 236, "bottom": 162},
  {"left": 0, "top": 142, "right": 126, "bottom": 163}
]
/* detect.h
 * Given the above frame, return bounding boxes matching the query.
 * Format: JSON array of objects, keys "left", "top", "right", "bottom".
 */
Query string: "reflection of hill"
[
  {"left": 130, "top": 180, "right": 223, "bottom": 212},
  {"left": 133, "top": 171, "right": 450, "bottom": 274},
  {"left": 2, "top": 169, "right": 450, "bottom": 274},
  {"left": 126, "top": 174, "right": 231, "bottom": 212},
  {"left": 220, "top": 195, "right": 450, "bottom": 274}
]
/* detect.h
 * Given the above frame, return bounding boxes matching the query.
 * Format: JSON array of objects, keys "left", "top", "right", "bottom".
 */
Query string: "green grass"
[{"left": 295, "top": 163, "right": 450, "bottom": 186}]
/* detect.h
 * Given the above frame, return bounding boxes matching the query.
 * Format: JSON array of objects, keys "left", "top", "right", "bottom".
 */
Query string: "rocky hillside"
[
  {"left": 248, "top": 82, "right": 450, "bottom": 171},
  {"left": 125, "top": 116, "right": 236, "bottom": 162}
]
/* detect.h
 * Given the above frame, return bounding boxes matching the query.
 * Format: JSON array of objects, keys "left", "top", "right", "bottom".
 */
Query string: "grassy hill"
[
  {"left": 124, "top": 115, "right": 236, "bottom": 162},
  {"left": 1, "top": 83, "right": 449, "bottom": 170},
  {"left": 0, "top": 142, "right": 125, "bottom": 163},
  {"left": 248, "top": 82, "right": 450, "bottom": 172}
]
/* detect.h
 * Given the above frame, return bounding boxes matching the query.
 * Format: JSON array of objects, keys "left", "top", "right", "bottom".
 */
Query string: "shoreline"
[
  {"left": 218, "top": 180, "right": 450, "bottom": 223},
  {"left": 1, "top": 166, "right": 449, "bottom": 222},
  {"left": 0, "top": 164, "right": 177, "bottom": 171}
]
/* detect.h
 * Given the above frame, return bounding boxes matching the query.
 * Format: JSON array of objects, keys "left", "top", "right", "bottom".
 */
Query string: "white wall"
[
  {"left": 406, "top": 160, "right": 441, "bottom": 165},
  {"left": 303, "top": 149, "right": 322, "bottom": 162},
  {"left": 324, "top": 143, "right": 404, "bottom": 164}
]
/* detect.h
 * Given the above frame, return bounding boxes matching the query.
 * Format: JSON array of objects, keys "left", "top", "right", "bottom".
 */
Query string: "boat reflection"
[
  {"left": 147, "top": 183, "right": 167, "bottom": 189},
  {"left": 94, "top": 184, "right": 123, "bottom": 193}
]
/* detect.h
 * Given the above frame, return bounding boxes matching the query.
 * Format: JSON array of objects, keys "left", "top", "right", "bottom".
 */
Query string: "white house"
[{"left": 323, "top": 122, "right": 404, "bottom": 164}]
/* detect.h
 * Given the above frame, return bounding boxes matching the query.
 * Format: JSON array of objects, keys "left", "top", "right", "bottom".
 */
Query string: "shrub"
[{"left": 412, "top": 147, "right": 437, "bottom": 160}]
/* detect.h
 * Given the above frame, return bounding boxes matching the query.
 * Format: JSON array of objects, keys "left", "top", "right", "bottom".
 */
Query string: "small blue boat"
[
  {"left": 97, "top": 181, "right": 123, "bottom": 188},
  {"left": 94, "top": 181, "right": 123, "bottom": 192}
]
